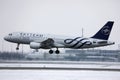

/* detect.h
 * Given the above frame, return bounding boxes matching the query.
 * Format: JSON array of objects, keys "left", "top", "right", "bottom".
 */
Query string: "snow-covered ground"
[
  {"left": 0, "top": 61, "right": 120, "bottom": 69},
  {"left": 0, "top": 70, "right": 120, "bottom": 80},
  {"left": 0, "top": 61, "right": 120, "bottom": 80}
]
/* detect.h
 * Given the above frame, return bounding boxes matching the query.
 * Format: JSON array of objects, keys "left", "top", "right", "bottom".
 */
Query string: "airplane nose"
[{"left": 4, "top": 36, "right": 9, "bottom": 41}]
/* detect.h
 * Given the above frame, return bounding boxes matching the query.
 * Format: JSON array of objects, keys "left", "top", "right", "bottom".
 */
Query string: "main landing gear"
[{"left": 49, "top": 48, "right": 60, "bottom": 54}]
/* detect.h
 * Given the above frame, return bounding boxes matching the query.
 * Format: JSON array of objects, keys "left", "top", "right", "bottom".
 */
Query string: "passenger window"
[
  {"left": 33, "top": 34, "right": 35, "bottom": 36},
  {"left": 39, "top": 35, "right": 42, "bottom": 37},
  {"left": 23, "top": 33, "right": 26, "bottom": 35}
]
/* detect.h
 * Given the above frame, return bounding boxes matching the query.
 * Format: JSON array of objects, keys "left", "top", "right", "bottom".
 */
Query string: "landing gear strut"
[
  {"left": 55, "top": 48, "right": 60, "bottom": 54},
  {"left": 16, "top": 43, "right": 20, "bottom": 50}
]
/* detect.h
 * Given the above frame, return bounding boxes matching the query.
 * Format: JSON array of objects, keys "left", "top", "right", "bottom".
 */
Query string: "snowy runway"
[
  {"left": 0, "top": 70, "right": 120, "bottom": 80},
  {"left": 0, "top": 61, "right": 120, "bottom": 80}
]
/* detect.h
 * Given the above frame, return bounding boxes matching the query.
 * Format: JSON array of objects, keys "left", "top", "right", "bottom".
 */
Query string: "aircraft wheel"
[
  {"left": 55, "top": 50, "right": 60, "bottom": 54},
  {"left": 49, "top": 50, "right": 53, "bottom": 54},
  {"left": 16, "top": 47, "right": 19, "bottom": 50}
]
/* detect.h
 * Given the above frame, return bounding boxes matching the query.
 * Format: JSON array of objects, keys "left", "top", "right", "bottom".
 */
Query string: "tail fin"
[{"left": 91, "top": 21, "right": 114, "bottom": 40}]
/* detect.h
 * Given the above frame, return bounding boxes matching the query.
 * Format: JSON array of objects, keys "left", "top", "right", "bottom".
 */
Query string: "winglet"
[{"left": 91, "top": 21, "right": 114, "bottom": 40}]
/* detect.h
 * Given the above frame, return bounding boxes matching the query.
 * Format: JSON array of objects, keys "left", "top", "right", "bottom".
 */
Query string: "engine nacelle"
[{"left": 30, "top": 42, "right": 41, "bottom": 49}]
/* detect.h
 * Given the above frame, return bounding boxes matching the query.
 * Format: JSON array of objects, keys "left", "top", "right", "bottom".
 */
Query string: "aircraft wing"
[
  {"left": 40, "top": 38, "right": 64, "bottom": 49},
  {"left": 40, "top": 38, "right": 55, "bottom": 49}
]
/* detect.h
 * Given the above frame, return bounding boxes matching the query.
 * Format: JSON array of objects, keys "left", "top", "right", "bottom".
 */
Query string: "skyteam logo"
[
  {"left": 101, "top": 26, "right": 110, "bottom": 35},
  {"left": 64, "top": 37, "right": 92, "bottom": 48}
]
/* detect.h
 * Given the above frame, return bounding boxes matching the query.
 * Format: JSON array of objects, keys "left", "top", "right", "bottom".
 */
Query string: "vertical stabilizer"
[{"left": 91, "top": 21, "right": 114, "bottom": 40}]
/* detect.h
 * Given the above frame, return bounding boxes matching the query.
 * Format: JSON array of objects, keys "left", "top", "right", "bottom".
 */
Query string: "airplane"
[{"left": 4, "top": 21, "right": 115, "bottom": 54}]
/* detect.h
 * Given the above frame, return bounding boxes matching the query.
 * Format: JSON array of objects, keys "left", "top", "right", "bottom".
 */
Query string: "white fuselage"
[
  {"left": 3, "top": 21, "right": 115, "bottom": 54},
  {"left": 4, "top": 32, "right": 114, "bottom": 49}
]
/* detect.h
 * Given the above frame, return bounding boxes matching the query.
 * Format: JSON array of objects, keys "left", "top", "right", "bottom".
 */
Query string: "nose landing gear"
[{"left": 16, "top": 43, "right": 20, "bottom": 50}]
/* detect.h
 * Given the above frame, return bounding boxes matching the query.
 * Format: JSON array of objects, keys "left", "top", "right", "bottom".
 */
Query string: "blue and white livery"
[{"left": 4, "top": 21, "right": 115, "bottom": 54}]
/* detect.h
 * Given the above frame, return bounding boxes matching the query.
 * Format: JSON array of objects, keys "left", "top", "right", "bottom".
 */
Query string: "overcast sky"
[{"left": 0, "top": 0, "right": 120, "bottom": 51}]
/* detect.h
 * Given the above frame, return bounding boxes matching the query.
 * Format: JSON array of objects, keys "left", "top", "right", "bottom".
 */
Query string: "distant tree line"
[{"left": 0, "top": 52, "right": 25, "bottom": 60}]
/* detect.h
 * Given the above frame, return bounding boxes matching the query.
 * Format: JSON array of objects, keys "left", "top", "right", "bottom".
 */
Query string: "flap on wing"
[{"left": 54, "top": 43, "right": 64, "bottom": 48}]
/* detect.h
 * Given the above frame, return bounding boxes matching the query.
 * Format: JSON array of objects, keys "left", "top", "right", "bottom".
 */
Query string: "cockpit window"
[
  {"left": 93, "top": 41, "right": 96, "bottom": 43},
  {"left": 9, "top": 33, "right": 12, "bottom": 36}
]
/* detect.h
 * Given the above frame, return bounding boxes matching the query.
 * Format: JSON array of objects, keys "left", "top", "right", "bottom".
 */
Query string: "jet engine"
[
  {"left": 30, "top": 38, "right": 54, "bottom": 49},
  {"left": 30, "top": 42, "right": 41, "bottom": 49}
]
